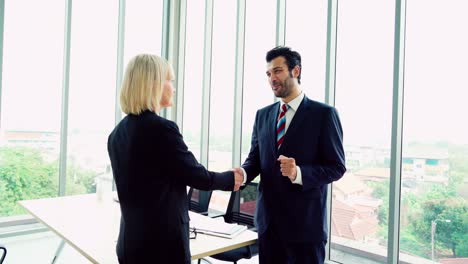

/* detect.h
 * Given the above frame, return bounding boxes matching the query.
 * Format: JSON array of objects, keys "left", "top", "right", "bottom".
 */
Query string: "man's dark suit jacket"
[
  {"left": 242, "top": 96, "right": 346, "bottom": 243},
  {"left": 108, "top": 110, "right": 234, "bottom": 264}
]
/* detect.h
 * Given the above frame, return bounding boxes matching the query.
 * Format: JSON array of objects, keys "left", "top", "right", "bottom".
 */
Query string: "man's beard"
[{"left": 273, "top": 79, "right": 292, "bottom": 98}]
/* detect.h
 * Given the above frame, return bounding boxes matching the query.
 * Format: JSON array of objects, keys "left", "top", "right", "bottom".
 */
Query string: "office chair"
[
  {"left": 188, "top": 188, "right": 213, "bottom": 216},
  {"left": 188, "top": 188, "right": 225, "bottom": 264},
  {"left": 209, "top": 181, "right": 259, "bottom": 264},
  {"left": 0, "top": 243, "right": 6, "bottom": 264}
]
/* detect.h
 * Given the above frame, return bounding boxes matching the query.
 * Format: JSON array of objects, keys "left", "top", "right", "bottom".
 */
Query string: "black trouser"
[{"left": 258, "top": 222, "right": 326, "bottom": 264}]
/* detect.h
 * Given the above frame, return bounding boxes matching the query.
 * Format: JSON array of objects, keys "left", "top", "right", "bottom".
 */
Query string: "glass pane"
[
  {"left": 182, "top": 0, "right": 205, "bottom": 160},
  {"left": 240, "top": 182, "right": 258, "bottom": 217},
  {"left": 208, "top": 0, "right": 236, "bottom": 171},
  {"left": 400, "top": 1, "right": 468, "bottom": 262},
  {"left": 286, "top": 0, "right": 327, "bottom": 102},
  {"left": 331, "top": 1, "right": 395, "bottom": 262},
  {"left": 124, "top": 0, "right": 163, "bottom": 64},
  {"left": 0, "top": 0, "right": 64, "bottom": 217},
  {"left": 207, "top": 0, "right": 237, "bottom": 213},
  {"left": 66, "top": 0, "right": 118, "bottom": 195},
  {"left": 241, "top": 0, "right": 276, "bottom": 169}
]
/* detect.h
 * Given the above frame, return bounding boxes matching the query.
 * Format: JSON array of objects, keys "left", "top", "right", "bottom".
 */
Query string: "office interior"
[{"left": 0, "top": 0, "right": 467, "bottom": 263}]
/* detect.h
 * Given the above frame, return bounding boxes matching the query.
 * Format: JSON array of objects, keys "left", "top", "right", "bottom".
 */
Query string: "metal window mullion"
[
  {"left": 324, "top": 0, "right": 338, "bottom": 261},
  {"left": 161, "top": 0, "right": 170, "bottom": 60},
  {"left": 114, "top": 0, "right": 125, "bottom": 126},
  {"left": 163, "top": 0, "right": 187, "bottom": 128},
  {"left": 58, "top": 0, "right": 73, "bottom": 196},
  {"left": 325, "top": 0, "right": 338, "bottom": 107},
  {"left": 232, "top": 0, "right": 246, "bottom": 168},
  {"left": 0, "top": 0, "right": 4, "bottom": 127},
  {"left": 275, "top": 0, "right": 286, "bottom": 46},
  {"left": 173, "top": 0, "right": 187, "bottom": 129},
  {"left": 111, "top": 0, "right": 125, "bottom": 192},
  {"left": 200, "top": 0, "right": 214, "bottom": 167},
  {"left": 273, "top": 0, "right": 286, "bottom": 103},
  {"left": 161, "top": 0, "right": 171, "bottom": 119},
  {"left": 162, "top": 0, "right": 184, "bottom": 123},
  {"left": 161, "top": 0, "right": 171, "bottom": 59},
  {"left": 388, "top": 0, "right": 406, "bottom": 263}
]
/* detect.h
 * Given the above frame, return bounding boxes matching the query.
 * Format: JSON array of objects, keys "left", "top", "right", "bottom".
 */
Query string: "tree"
[
  {"left": 0, "top": 147, "right": 57, "bottom": 216},
  {"left": 0, "top": 146, "right": 100, "bottom": 217},
  {"left": 369, "top": 179, "right": 389, "bottom": 226},
  {"left": 453, "top": 213, "right": 468, "bottom": 256},
  {"left": 366, "top": 172, "right": 468, "bottom": 258},
  {"left": 400, "top": 228, "right": 428, "bottom": 257},
  {"left": 448, "top": 144, "right": 468, "bottom": 198},
  {"left": 413, "top": 196, "right": 467, "bottom": 257},
  {"left": 66, "top": 160, "right": 97, "bottom": 195}
]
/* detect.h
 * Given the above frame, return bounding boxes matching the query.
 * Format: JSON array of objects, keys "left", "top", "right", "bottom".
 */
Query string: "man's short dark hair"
[{"left": 266, "top": 46, "right": 302, "bottom": 84}]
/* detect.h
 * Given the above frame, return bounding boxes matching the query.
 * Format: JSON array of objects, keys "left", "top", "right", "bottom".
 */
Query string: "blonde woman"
[{"left": 108, "top": 54, "right": 243, "bottom": 264}]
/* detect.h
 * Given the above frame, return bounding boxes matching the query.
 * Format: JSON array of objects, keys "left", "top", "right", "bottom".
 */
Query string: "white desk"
[{"left": 19, "top": 193, "right": 257, "bottom": 263}]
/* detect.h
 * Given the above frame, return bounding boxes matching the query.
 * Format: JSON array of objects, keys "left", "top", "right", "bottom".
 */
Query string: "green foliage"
[
  {"left": 66, "top": 162, "right": 97, "bottom": 195},
  {"left": 448, "top": 144, "right": 468, "bottom": 197},
  {"left": 410, "top": 189, "right": 468, "bottom": 257},
  {"left": 454, "top": 213, "right": 468, "bottom": 256},
  {"left": 448, "top": 144, "right": 468, "bottom": 173},
  {"left": 0, "top": 147, "right": 58, "bottom": 216},
  {"left": 364, "top": 141, "right": 468, "bottom": 258},
  {"left": 0, "top": 146, "right": 99, "bottom": 217},
  {"left": 400, "top": 229, "right": 429, "bottom": 258},
  {"left": 241, "top": 182, "right": 258, "bottom": 202},
  {"left": 368, "top": 180, "right": 389, "bottom": 226}
]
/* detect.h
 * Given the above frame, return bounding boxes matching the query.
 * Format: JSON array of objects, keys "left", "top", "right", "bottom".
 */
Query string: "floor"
[{"left": 1, "top": 227, "right": 258, "bottom": 264}]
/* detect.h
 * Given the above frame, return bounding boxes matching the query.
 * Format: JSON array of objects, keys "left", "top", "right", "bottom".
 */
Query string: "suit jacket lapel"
[
  {"left": 280, "top": 97, "right": 309, "bottom": 151},
  {"left": 268, "top": 102, "right": 280, "bottom": 155}
]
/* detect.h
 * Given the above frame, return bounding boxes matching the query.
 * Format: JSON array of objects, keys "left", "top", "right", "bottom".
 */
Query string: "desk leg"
[
  {"left": 193, "top": 258, "right": 212, "bottom": 264},
  {"left": 51, "top": 240, "right": 65, "bottom": 264}
]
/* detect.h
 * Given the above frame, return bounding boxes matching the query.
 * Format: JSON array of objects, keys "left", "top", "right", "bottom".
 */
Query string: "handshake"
[{"left": 232, "top": 167, "right": 244, "bottom": 191}]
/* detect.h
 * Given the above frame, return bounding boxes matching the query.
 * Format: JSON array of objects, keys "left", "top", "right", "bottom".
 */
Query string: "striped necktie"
[{"left": 276, "top": 104, "right": 289, "bottom": 149}]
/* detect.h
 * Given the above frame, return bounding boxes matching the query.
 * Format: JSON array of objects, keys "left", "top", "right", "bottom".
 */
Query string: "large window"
[
  {"left": 123, "top": 0, "right": 163, "bottom": 65},
  {"left": 331, "top": 1, "right": 395, "bottom": 262},
  {"left": 182, "top": 0, "right": 205, "bottom": 160},
  {"left": 208, "top": 0, "right": 237, "bottom": 172},
  {"left": 241, "top": 0, "right": 276, "bottom": 163},
  {"left": 400, "top": 0, "right": 468, "bottom": 262},
  {"left": 66, "top": 0, "right": 118, "bottom": 196},
  {"left": 0, "top": 0, "right": 165, "bottom": 216},
  {"left": 206, "top": 0, "right": 238, "bottom": 213},
  {"left": 285, "top": 0, "right": 328, "bottom": 102},
  {"left": 2, "top": 2, "right": 467, "bottom": 263},
  {"left": 0, "top": 0, "right": 65, "bottom": 216}
]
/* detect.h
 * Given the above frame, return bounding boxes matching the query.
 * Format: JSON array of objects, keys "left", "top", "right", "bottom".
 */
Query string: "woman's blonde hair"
[{"left": 120, "top": 54, "right": 173, "bottom": 115}]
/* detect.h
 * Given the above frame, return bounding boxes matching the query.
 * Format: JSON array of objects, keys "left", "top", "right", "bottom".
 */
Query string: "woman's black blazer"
[{"left": 108, "top": 110, "right": 234, "bottom": 264}]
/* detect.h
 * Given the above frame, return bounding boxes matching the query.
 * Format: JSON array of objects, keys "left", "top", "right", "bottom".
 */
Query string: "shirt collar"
[{"left": 280, "top": 92, "right": 304, "bottom": 112}]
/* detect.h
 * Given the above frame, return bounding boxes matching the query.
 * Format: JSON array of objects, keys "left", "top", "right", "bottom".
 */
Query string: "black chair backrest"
[
  {"left": 0, "top": 244, "right": 6, "bottom": 264},
  {"left": 224, "top": 181, "right": 258, "bottom": 228},
  {"left": 210, "top": 181, "right": 259, "bottom": 263},
  {"left": 187, "top": 188, "right": 213, "bottom": 214}
]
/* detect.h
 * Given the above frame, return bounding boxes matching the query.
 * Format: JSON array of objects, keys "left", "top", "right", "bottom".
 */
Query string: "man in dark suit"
[{"left": 238, "top": 46, "right": 346, "bottom": 264}]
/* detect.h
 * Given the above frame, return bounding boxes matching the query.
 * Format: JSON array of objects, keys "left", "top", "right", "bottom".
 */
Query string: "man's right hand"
[{"left": 232, "top": 167, "right": 244, "bottom": 191}]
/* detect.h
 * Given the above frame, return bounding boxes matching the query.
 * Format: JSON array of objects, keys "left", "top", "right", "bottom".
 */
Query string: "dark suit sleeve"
[
  {"left": 242, "top": 111, "right": 262, "bottom": 183},
  {"left": 301, "top": 107, "right": 346, "bottom": 190},
  {"left": 164, "top": 122, "right": 234, "bottom": 191}
]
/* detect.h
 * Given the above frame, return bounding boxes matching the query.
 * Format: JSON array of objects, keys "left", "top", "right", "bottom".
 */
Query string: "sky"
[{"left": 1, "top": 0, "right": 467, "bottom": 146}]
